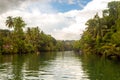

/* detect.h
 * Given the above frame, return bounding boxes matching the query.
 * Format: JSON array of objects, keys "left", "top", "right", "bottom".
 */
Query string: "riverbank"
[{"left": 74, "top": 1, "right": 120, "bottom": 60}]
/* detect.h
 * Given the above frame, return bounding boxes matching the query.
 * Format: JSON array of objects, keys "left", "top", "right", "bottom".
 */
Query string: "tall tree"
[
  {"left": 77, "top": 1, "right": 120, "bottom": 58},
  {"left": 6, "top": 16, "right": 14, "bottom": 28},
  {"left": 13, "top": 17, "right": 26, "bottom": 33}
]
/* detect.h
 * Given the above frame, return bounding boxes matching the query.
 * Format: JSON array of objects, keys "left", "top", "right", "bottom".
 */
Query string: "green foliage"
[
  {"left": 6, "top": 16, "right": 14, "bottom": 28},
  {"left": 73, "top": 40, "right": 80, "bottom": 51},
  {"left": 56, "top": 41, "right": 64, "bottom": 51},
  {"left": 78, "top": 1, "right": 120, "bottom": 59},
  {"left": 2, "top": 15, "right": 76, "bottom": 54},
  {"left": 56, "top": 40, "right": 74, "bottom": 51},
  {"left": 1, "top": 16, "right": 60, "bottom": 54}
]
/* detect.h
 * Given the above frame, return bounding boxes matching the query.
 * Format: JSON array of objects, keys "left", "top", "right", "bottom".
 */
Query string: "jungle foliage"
[
  {"left": 74, "top": 1, "right": 120, "bottom": 59},
  {"left": 0, "top": 16, "right": 73, "bottom": 54}
]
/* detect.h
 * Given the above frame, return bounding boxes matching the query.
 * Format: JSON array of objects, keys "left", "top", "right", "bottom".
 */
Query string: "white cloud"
[
  {"left": 55, "top": 0, "right": 119, "bottom": 40},
  {"left": 0, "top": 0, "right": 119, "bottom": 40},
  {"left": 68, "top": 0, "right": 75, "bottom": 4}
]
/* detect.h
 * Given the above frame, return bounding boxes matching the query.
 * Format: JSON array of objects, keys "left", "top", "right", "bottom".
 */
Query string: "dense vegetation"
[
  {"left": 74, "top": 1, "right": 120, "bottom": 59},
  {"left": 0, "top": 16, "right": 74, "bottom": 54},
  {"left": 2, "top": 1, "right": 119, "bottom": 56}
]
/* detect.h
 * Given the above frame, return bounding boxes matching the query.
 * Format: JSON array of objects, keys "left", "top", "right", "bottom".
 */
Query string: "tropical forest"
[
  {"left": 0, "top": 16, "right": 74, "bottom": 54},
  {"left": 75, "top": 1, "right": 120, "bottom": 59},
  {"left": 0, "top": 1, "right": 120, "bottom": 80}
]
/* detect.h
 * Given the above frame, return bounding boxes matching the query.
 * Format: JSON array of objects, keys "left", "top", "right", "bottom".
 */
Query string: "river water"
[{"left": 0, "top": 51, "right": 120, "bottom": 80}]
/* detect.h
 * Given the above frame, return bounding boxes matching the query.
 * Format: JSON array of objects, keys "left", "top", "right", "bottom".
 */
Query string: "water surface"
[{"left": 0, "top": 51, "right": 120, "bottom": 80}]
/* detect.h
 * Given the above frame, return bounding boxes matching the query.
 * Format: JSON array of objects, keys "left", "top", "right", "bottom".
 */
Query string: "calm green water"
[{"left": 0, "top": 51, "right": 120, "bottom": 80}]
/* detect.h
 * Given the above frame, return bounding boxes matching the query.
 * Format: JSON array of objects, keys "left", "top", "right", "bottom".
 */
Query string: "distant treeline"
[
  {"left": 0, "top": 16, "right": 74, "bottom": 54},
  {"left": 73, "top": 1, "right": 120, "bottom": 59}
]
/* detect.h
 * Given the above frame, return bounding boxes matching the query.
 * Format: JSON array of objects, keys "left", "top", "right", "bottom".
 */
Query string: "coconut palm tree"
[
  {"left": 13, "top": 17, "right": 26, "bottom": 32},
  {"left": 6, "top": 16, "right": 14, "bottom": 28}
]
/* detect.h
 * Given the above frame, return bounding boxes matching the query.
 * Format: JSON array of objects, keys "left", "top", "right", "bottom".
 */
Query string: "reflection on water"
[
  {"left": 79, "top": 54, "right": 120, "bottom": 80},
  {"left": 0, "top": 51, "right": 120, "bottom": 80},
  {"left": 0, "top": 51, "right": 88, "bottom": 80}
]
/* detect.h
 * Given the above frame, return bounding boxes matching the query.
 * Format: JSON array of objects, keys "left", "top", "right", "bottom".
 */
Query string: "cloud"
[
  {"left": 68, "top": 0, "right": 75, "bottom": 4},
  {"left": 0, "top": 0, "right": 54, "bottom": 14},
  {"left": 0, "top": 0, "right": 79, "bottom": 14},
  {"left": 0, "top": 0, "right": 119, "bottom": 40},
  {"left": 0, "top": 0, "right": 22, "bottom": 13}
]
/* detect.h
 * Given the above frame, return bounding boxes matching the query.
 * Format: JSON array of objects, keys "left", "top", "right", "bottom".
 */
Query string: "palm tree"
[
  {"left": 13, "top": 17, "right": 26, "bottom": 32},
  {"left": 94, "top": 13, "right": 102, "bottom": 38},
  {"left": 6, "top": 16, "right": 14, "bottom": 28}
]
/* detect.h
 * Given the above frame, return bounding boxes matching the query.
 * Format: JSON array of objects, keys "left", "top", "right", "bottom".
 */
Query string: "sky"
[{"left": 0, "top": 0, "right": 119, "bottom": 40}]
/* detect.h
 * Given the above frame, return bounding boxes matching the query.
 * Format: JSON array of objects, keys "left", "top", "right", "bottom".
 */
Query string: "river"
[{"left": 0, "top": 51, "right": 120, "bottom": 80}]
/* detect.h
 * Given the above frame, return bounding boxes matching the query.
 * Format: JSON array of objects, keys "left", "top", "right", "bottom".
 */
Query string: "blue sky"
[
  {"left": 0, "top": 0, "right": 117, "bottom": 40},
  {"left": 50, "top": 0, "right": 92, "bottom": 12},
  {"left": 25, "top": 0, "right": 92, "bottom": 13}
]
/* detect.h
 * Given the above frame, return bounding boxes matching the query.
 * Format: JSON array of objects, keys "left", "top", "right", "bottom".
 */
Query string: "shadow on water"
[
  {"left": 75, "top": 53, "right": 120, "bottom": 80},
  {"left": 1, "top": 51, "right": 120, "bottom": 80},
  {"left": 0, "top": 54, "right": 25, "bottom": 80},
  {"left": 0, "top": 51, "right": 89, "bottom": 80},
  {"left": 0, "top": 52, "right": 57, "bottom": 80}
]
